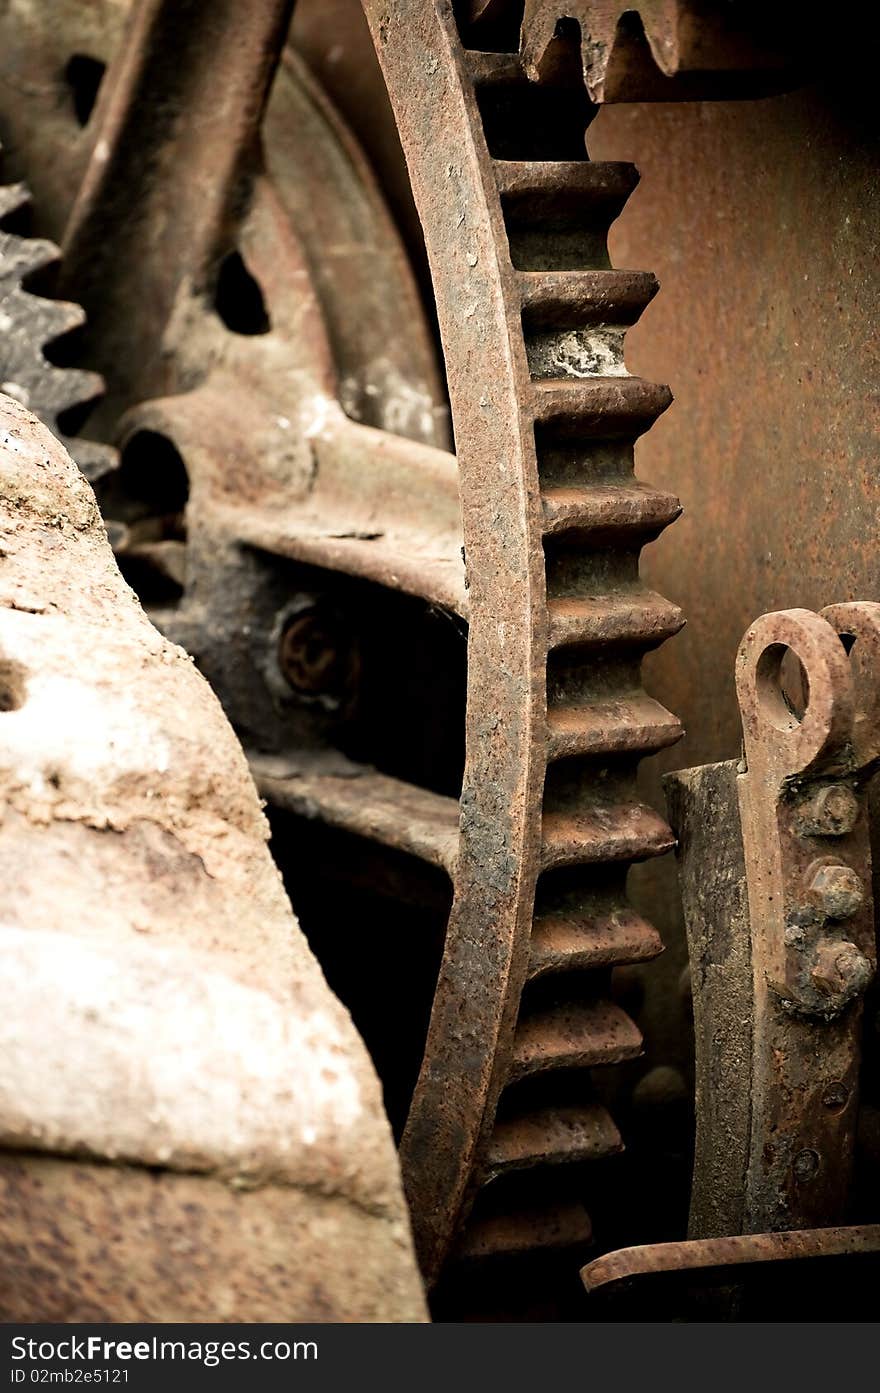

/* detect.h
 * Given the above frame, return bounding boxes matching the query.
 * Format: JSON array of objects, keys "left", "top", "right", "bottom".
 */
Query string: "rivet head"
[
  {"left": 810, "top": 940, "right": 874, "bottom": 1003},
  {"left": 821, "top": 1082, "right": 849, "bottom": 1112},
  {"left": 793, "top": 1148, "right": 820, "bottom": 1181},
  {"left": 277, "top": 605, "right": 359, "bottom": 703},
  {"left": 796, "top": 784, "right": 860, "bottom": 838},
  {"left": 807, "top": 862, "right": 864, "bottom": 920}
]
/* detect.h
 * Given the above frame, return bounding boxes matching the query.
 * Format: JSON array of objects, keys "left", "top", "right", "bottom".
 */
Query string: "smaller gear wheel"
[{"left": 0, "top": 172, "right": 115, "bottom": 482}]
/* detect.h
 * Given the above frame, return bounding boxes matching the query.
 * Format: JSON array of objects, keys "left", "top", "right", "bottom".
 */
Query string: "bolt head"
[
  {"left": 796, "top": 784, "right": 860, "bottom": 838},
  {"left": 807, "top": 862, "right": 864, "bottom": 920},
  {"left": 821, "top": 1082, "right": 849, "bottom": 1112},
  {"left": 277, "top": 605, "right": 359, "bottom": 704},
  {"left": 793, "top": 1148, "right": 820, "bottom": 1181},
  {"left": 810, "top": 939, "right": 873, "bottom": 1003}
]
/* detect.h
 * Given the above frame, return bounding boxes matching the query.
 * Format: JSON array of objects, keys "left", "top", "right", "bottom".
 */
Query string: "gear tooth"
[
  {"left": 49, "top": 366, "right": 106, "bottom": 413},
  {"left": 0, "top": 181, "right": 31, "bottom": 223},
  {"left": 415, "top": 15, "right": 684, "bottom": 1278},
  {"left": 38, "top": 298, "right": 88, "bottom": 344},
  {"left": 0, "top": 174, "right": 115, "bottom": 483},
  {"left": 0, "top": 231, "right": 60, "bottom": 281}
]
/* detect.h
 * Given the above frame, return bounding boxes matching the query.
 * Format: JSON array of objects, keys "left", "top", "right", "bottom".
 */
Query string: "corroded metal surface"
[
  {"left": 364, "top": 4, "right": 550, "bottom": 1280},
  {"left": 365, "top": 1, "right": 683, "bottom": 1279},
  {"left": 665, "top": 756, "right": 753, "bottom": 1240},
  {"left": 667, "top": 605, "right": 880, "bottom": 1242},
  {"left": 0, "top": 2, "right": 129, "bottom": 240},
  {"left": 47, "top": 0, "right": 455, "bottom": 745},
  {"left": 4, "top": 0, "right": 687, "bottom": 1289},
  {"left": 587, "top": 87, "right": 880, "bottom": 779},
  {"left": 60, "top": 0, "right": 296, "bottom": 419},
  {"left": 5, "top": 0, "right": 872, "bottom": 1318},
  {"left": 0, "top": 2, "right": 125, "bottom": 240},
  {"left": 55, "top": 0, "right": 448, "bottom": 449},
  {"left": 581, "top": 1223, "right": 880, "bottom": 1294},
  {"left": 252, "top": 752, "right": 461, "bottom": 874},
  {"left": 582, "top": 78, "right": 880, "bottom": 1118},
  {"left": 0, "top": 0, "right": 448, "bottom": 451},
  {"left": 464, "top": 2, "right": 796, "bottom": 103}
]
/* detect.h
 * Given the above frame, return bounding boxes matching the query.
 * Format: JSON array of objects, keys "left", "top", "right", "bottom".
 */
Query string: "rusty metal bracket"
[
  {"left": 581, "top": 1224, "right": 880, "bottom": 1319},
  {"left": 737, "top": 604, "right": 879, "bottom": 1230},
  {"left": 736, "top": 605, "right": 879, "bottom": 1019},
  {"left": 667, "top": 604, "right": 880, "bottom": 1239}
]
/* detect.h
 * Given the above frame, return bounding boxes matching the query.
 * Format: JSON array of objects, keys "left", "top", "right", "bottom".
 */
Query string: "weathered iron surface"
[
  {"left": 290, "top": 0, "right": 432, "bottom": 299},
  {"left": 365, "top": 0, "right": 683, "bottom": 1280},
  {"left": 463, "top": 2, "right": 797, "bottom": 103},
  {"left": 0, "top": 396, "right": 427, "bottom": 1322},
  {"left": 364, "top": 3, "right": 549, "bottom": 1281},
  {"left": 263, "top": 47, "right": 450, "bottom": 448},
  {"left": 252, "top": 751, "right": 461, "bottom": 874},
  {"left": 665, "top": 757, "right": 752, "bottom": 1240},
  {"left": 736, "top": 605, "right": 878, "bottom": 1231},
  {"left": 582, "top": 1220, "right": 880, "bottom": 1303},
  {"left": 0, "top": 1, "right": 125, "bottom": 238},
  {"left": 11, "top": 0, "right": 461, "bottom": 1288},
  {"left": 4, "top": 0, "right": 688, "bottom": 1289},
  {"left": 0, "top": 175, "right": 115, "bottom": 480},
  {"left": 0, "top": 0, "right": 448, "bottom": 450},
  {"left": 60, "top": 0, "right": 296, "bottom": 420},
  {"left": 48, "top": 0, "right": 447, "bottom": 448},
  {"left": 41, "top": 0, "right": 456, "bottom": 755},
  {"left": 668, "top": 605, "right": 879, "bottom": 1240},
  {"left": 583, "top": 77, "right": 880, "bottom": 1115}
]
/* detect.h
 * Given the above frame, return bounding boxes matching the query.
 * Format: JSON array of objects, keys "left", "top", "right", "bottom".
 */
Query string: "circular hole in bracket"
[{"left": 756, "top": 643, "right": 810, "bottom": 730}]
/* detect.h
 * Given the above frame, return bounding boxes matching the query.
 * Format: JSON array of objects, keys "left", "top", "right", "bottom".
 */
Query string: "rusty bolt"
[
  {"left": 821, "top": 1082, "right": 850, "bottom": 1113},
  {"left": 792, "top": 1148, "right": 820, "bottom": 1181},
  {"left": 807, "top": 862, "right": 864, "bottom": 920},
  {"left": 278, "top": 606, "right": 359, "bottom": 702},
  {"left": 810, "top": 940, "right": 873, "bottom": 1003},
  {"left": 795, "top": 784, "right": 860, "bottom": 838}
]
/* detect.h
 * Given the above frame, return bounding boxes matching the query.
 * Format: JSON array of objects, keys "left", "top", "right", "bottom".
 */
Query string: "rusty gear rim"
[
  {"left": 364, "top": 1, "right": 683, "bottom": 1280},
  {"left": 0, "top": 0, "right": 684, "bottom": 1285}
]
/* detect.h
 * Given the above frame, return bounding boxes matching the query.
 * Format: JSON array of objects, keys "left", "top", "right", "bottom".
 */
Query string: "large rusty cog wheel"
[
  {"left": 361, "top": 1, "right": 684, "bottom": 1289},
  {"left": 0, "top": 0, "right": 684, "bottom": 1307}
]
